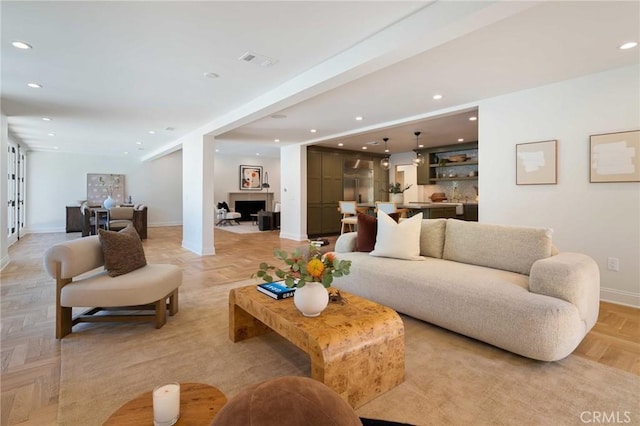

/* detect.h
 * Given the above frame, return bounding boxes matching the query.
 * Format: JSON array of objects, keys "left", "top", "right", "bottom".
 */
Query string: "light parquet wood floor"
[{"left": 1, "top": 226, "right": 638, "bottom": 425}]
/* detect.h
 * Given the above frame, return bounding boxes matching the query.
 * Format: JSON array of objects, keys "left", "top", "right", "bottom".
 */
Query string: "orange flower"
[
  {"left": 322, "top": 252, "right": 336, "bottom": 263},
  {"left": 306, "top": 258, "right": 325, "bottom": 279}
]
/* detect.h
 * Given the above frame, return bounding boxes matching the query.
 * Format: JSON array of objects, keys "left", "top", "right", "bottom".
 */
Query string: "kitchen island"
[{"left": 357, "top": 202, "right": 478, "bottom": 221}]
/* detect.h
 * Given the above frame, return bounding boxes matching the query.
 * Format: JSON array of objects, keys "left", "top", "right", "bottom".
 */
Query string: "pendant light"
[
  {"left": 380, "top": 137, "right": 390, "bottom": 170},
  {"left": 412, "top": 131, "right": 425, "bottom": 167}
]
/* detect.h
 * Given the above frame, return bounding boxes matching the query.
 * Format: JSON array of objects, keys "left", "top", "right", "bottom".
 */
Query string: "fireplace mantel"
[{"left": 228, "top": 192, "right": 274, "bottom": 210}]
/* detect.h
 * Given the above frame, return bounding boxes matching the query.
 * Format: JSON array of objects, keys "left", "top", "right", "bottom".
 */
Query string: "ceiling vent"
[
  {"left": 367, "top": 141, "right": 380, "bottom": 146},
  {"left": 239, "top": 51, "right": 278, "bottom": 68}
]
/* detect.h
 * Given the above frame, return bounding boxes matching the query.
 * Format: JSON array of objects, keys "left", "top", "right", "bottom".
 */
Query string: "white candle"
[{"left": 153, "top": 383, "right": 180, "bottom": 426}]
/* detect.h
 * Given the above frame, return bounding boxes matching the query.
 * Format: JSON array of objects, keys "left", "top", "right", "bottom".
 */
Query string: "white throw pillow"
[{"left": 370, "top": 211, "right": 425, "bottom": 260}]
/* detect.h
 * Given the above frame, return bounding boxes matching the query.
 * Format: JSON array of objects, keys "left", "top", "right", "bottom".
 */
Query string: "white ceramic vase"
[
  {"left": 294, "top": 282, "right": 329, "bottom": 317},
  {"left": 103, "top": 196, "right": 116, "bottom": 209},
  {"left": 390, "top": 193, "right": 404, "bottom": 204}
]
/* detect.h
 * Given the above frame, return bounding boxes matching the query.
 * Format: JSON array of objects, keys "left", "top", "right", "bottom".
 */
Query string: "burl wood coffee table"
[
  {"left": 104, "top": 382, "right": 227, "bottom": 425},
  {"left": 229, "top": 284, "right": 404, "bottom": 408}
]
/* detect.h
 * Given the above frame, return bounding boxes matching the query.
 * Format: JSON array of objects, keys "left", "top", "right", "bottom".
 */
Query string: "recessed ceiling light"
[
  {"left": 274, "top": 139, "right": 280, "bottom": 142},
  {"left": 469, "top": 116, "right": 477, "bottom": 121},
  {"left": 256, "top": 153, "right": 260, "bottom": 156},
  {"left": 12, "top": 41, "right": 32, "bottom": 49},
  {"left": 148, "top": 130, "right": 156, "bottom": 134},
  {"left": 310, "top": 129, "right": 317, "bottom": 133},
  {"left": 338, "top": 143, "right": 344, "bottom": 147},
  {"left": 215, "top": 149, "right": 219, "bottom": 152},
  {"left": 136, "top": 141, "right": 143, "bottom": 145},
  {"left": 42, "top": 117, "right": 52, "bottom": 121},
  {"left": 458, "top": 138, "right": 464, "bottom": 142},
  {"left": 53, "top": 146, "right": 59, "bottom": 150},
  {"left": 203, "top": 72, "right": 219, "bottom": 79},
  {"left": 418, "top": 144, "right": 424, "bottom": 148},
  {"left": 355, "top": 116, "right": 364, "bottom": 121},
  {"left": 27, "top": 82, "right": 42, "bottom": 88},
  {"left": 124, "top": 151, "right": 129, "bottom": 155},
  {"left": 362, "top": 146, "right": 367, "bottom": 150},
  {"left": 619, "top": 41, "right": 638, "bottom": 50},
  {"left": 48, "top": 133, "right": 55, "bottom": 136},
  {"left": 433, "top": 94, "right": 443, "bottom": 100}
]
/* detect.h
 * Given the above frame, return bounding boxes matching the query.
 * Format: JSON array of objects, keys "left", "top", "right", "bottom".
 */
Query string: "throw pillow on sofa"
[
  {"left": 98, "top": 224, "right": 147, "bottom": 277},
  {"left": 355, "top": 212, "right": 400, "bottom": 252},
  {"left": 370, "top": 211, "right": 424, "bottom": 260}
]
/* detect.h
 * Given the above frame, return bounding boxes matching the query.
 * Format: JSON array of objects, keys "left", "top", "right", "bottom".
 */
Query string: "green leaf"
[
  {"left": 256, "top": 270, "right": 265, "bottom": 277},
  {"left": 264, "top": 274, "right": 273, "bottom": 282},
  {"left": 259, "top": 262, "right": 269, "bottom": 270},
  {"left": 275, "top": 270, "right": 285, "bottom": 278},
  {"left": 322, "top": 274, "right": 333, "bottom": 287}
]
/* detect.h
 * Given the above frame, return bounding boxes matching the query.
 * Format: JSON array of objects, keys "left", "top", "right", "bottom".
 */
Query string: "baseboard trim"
[
  {"left": 600, "top": 287, "right": 640, "bottom": 308},
  {"left": 149, "top": 221, "right": 182, "bottom": 227},
  {"left": 0, "top": 254, "right": 9, "bottom": 271},
  {"left": 279, "top": 232, "right": 308, "bottom": 241},
  {"left": 24, "top": 227, "right": 66, "bottom": 234},
  {"left": 182, "top": 239, "right": 215, "bottom": 256}
]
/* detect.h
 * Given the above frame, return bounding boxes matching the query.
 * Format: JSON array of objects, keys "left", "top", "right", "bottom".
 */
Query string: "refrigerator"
[{"left": 343, "top": 159, "right": 374, "bottom": 204}]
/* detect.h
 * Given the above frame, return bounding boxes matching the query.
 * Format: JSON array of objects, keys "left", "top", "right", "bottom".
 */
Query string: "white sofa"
[{"left": 334, "top": 219, "right": 600, "bottom": 361}]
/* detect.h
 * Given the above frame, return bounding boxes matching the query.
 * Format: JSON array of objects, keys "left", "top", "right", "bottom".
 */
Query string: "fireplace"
[{"left": 234, "top": 200, "right": 266, "bottom": 221}]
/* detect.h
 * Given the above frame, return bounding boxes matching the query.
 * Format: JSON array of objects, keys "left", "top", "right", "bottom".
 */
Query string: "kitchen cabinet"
[
  {"left": 307, "top": 147, "right": 388, "bottom": 236},
  {"left": 417, "top": 142, "right": 478, "bottom": 185},
  {"left": 307, "top": 149, "right": 343, "bottom": 236}
]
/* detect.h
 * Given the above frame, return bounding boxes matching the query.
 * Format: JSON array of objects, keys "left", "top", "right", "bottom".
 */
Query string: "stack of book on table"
[{"left": 256, "top": 281, "right": 296, "bottom": 300}]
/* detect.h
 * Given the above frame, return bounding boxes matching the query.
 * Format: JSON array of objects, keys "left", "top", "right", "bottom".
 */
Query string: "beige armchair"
[
  {"left": 43, "top": 234, "right": 182, "bottom": 338},
  {"left": 108, "top": 207, "right": 134, "bottom": 231}
]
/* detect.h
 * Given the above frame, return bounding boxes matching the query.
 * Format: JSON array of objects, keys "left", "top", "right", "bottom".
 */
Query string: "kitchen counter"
[{"left": 357, "top": 201, "right": 478, "bottom": 221}]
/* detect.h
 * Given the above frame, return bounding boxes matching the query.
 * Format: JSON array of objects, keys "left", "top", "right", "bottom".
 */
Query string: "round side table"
[{"left": 104, "top": 382, "right": 227, "bottom": 425}]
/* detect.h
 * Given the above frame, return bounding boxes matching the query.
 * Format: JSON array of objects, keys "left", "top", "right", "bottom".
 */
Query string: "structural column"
[
  {"left": 279, "top": 144, "right": 307, "bottom": 241},
  {"left": 182, "top": 132, "right": 215, "bottom": 255}
]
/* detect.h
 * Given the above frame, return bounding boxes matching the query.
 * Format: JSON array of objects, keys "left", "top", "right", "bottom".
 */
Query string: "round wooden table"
[{"left": 104, "top": 382, "right": 227, "bottom": 425}]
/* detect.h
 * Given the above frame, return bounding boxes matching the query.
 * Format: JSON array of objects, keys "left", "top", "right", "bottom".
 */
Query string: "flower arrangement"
[
  {"left": 386, "top": 182, "right": 412, "bottom": 194},
  {"left": 253, "top": 243, "right": 352, "bottom": 288},
  {"left": 99, "top": 175, "right": 120, "bottom": 197}
]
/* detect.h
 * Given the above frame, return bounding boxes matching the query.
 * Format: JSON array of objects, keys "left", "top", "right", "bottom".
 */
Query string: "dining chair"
[
  {"left": 338, "top": 201, "right": 358, "bottom": 234},
  {"left": 375, "top": 201, "right": 409, "bottom": 218},
  {"left": 108, "top": 207, "right": 134, "bottom": 231}
]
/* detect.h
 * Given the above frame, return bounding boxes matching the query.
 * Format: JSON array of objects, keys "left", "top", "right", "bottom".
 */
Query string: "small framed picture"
[
  {"left": 590, "top": 130, "right": 640, "bottom": 183},
  {"left": 239, "top": 165, "right": 263, "bottom": 190},
  {"left": 516, "top": 140, "right": 557, "bottom": 185}
]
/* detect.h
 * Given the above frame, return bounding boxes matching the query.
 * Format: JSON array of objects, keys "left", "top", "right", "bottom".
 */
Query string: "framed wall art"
[
  {"left": 87, "top": 173, "right": 125, "bottom": 205},
  {"left": 590, "top": 130, "right": 640, "bottom": 183},
  {"left": 516, "top": 140, "right": 557, "bottom": 185},
  {"left": 239, "top": 165, "right": 263, "bottom": 190}
]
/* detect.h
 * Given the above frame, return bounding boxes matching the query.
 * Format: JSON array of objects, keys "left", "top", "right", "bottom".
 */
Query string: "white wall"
[
  {"left": 213, "top": 154, "right": 281, "bottom": 209},
  {"left": 479, "top": 64, "right": 640, "bottom": 307},
  {"left": 26, "top": 150, "right": 183, "bottom": 232}
]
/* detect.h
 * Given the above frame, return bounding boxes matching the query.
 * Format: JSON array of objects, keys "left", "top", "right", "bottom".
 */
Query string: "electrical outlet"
[{"left": 607, "top": 257, "right": 619, "bottom": 272}]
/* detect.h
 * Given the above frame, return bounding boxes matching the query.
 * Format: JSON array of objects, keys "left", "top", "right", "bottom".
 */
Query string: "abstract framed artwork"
[
  {"left": 239, "top": 165, "right": 263, "bottom": 190},
  {"left": 516, "top": 140, "right": 557, "bottom": 185},
  {"left": 590, "top": 130, "right": 640, "bottom": 183}
]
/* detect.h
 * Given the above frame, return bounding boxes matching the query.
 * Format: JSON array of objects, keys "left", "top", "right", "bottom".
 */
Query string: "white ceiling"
[{"left": 2, "top": 1, "right": 639, "bottom": 160}]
